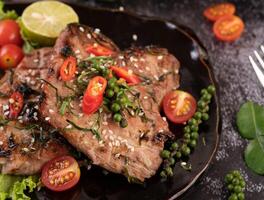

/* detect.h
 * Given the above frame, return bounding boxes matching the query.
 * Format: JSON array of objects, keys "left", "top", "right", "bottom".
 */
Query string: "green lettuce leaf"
[
  {"left": 0, "top": 174, "right": 40, "bottom": 200},
  {"left": 0, "top": 1, "right": 18, "bottom": 20}
]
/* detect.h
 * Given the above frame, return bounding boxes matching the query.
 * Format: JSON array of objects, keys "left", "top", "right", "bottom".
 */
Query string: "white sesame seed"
[
  {"left": 66, "top": 124, "right": 72, "bottom": 129},
  {"left": 87, "top": 33, "right": 91, "bottom": 39},
  {"left": 157, "top": 55, "right": 163, "bottom": 60},
  {"left": 122, "top": 61, "right": 126, "bottom": 66},
  {"left": 139, "top": 69, "right": 143, "bottom": 73},
  {"left": 79, "top": 113, "right": 84, "bottom": 117},
  {"left": 79, "top": 26, "right": 84, "bottom": 32},
  {"left": 102, "top": 129, "right": 107, "bottom": 135},
  {"left": 162, "top": 117, "right": 167, "bottom": 122},
  {"left": 143, "top": 96, "right": 148, "bottom": 99},
  {"left": 92, "top": 135, "right": 96, "bottom": 139},
  {"left": 19, "top": 120, "right": 23, "bottom": 123},
  {"left": 9, "top": 98, "right": 14, "bottom": 104},
  {"left": 45, "top": 117, "right": 50, "bottom": 121},
  {"left": 33, "top": 59, "right": 39, "bottom": 63},
  {"left": 0, "top": 141, "right": 3, "bottom": 145},
  {"left": 146, "top": 67, "right": 150, "bottom": 71},
  {"left": 128, "top": 70, "right": 133, "bottom": 75},
  {"left": 30, "top": 80, "right": 36, "bottom": 85},
  {"left": 109, "top": 143, "right": 112, "bottom": 147},
  {"left": 109, "top": 130, "right": 113, "bottom": 134},
  {"left": 115, "top": 140, "right": 120, "bottom": 146},
  {"left": 115, "top": 153, "right": 121, "bottom": 158},
  {"left": 102, "top": 121, "right": 108, "bottom": 126},
  {"left": 75, "top": 49, "right": 80, "bottom": 54},
  {"left": 34, "top": 105, "right": 39, "bottom": 109},
  {"left": 174, "top": 69, "right": 179, "bottom": 74},
  {"left": 132, "top": 34, "right": 138, "bottom": 41},
  {"left": 99, "top": 140, "right": 104, "bottom": 145},
  {"left": 140, "top": 58, "right": 145, "bottom": 62},
  {"left": 49, "top": 109, "right": 54, "bottom": 113},
  {"left": 163, "top": 69, "right": 168, "bottom": 73},
  {"left": 159, "top": 129, "right": 164, "bottom": 133},
  {"left": 0, "top": 127, "right": 3, "bottom": 131},
  {"left": 94, "top": 28, "right": 100, "bottom": 34},
  {"left": 119, "top": 6, "right": 124, "bottom": 11},
  {"left": 134, "top": 63, "right": 138, "bottom": 68},
  {"left": 181, "top": 162, "right": 187, "bottom": 166},
  {"left": 18, "top": 116, "right": 22, "bottom": 120},
  {"left": 154, "top": 75, "right": 159, "bottom": 80},
  {"left": 109, "top": 135, "right": 114, "bottom": 141},
  {"left": 22, "top": 148, "right": 29, "bottom": 152},
  {"left": 118, "top": 55, "right": 124, "bottom": 59},
  {"left": 33, "top": 112, "right": 37, "bottom": 116}
]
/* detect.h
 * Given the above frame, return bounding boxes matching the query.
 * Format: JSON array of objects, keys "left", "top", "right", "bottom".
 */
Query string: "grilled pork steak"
[
  {"left": 40, "top": 23, "right": 180, "bottom": 181},
  {"left": 0, "top": 48, "right": 68, "bottom": 175}
]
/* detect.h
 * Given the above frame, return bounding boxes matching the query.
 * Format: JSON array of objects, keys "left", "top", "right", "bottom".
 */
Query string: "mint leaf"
[{"left": 236, "top": 101, "right": 264, "bottom": 175}]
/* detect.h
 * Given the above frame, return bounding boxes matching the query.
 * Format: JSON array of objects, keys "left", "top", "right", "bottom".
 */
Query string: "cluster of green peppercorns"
[
  {"left": 104, "top": 77, "right": 132, "bottom": 128},
  {"left": 160, "top": 85, "right": 216, "bottom": 179},
  {"left": 225, "top": 170, "right": 246, "bottom": 200}
]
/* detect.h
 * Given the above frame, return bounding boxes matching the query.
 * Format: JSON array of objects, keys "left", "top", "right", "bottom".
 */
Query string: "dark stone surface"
[{"left": 9, "top": 0, "right": 264, "bottom": 199}]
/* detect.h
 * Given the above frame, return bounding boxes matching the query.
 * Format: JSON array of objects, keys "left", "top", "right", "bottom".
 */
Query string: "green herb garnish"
[
  {"left": 236, "top": 101, "right": 264, "bottom": 175},
  {"left": 0, "top": 1, "right": 18, "bottom": 20}
]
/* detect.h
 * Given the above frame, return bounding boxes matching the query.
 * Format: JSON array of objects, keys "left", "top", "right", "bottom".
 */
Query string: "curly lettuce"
[{"left": 0, "top": 174, "right": 40, "bottom": 200}]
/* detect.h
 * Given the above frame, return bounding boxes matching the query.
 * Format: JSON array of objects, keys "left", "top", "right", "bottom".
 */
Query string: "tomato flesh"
[
  {"left": 86, "top": 43, "right": 113, "bottom": 56},
  {"left": 110, "top": 66, "right": 141, "bottom": 85},
  {"left": 163, "top": 90, "right": 197, "bottom": 124},
  {"left": 0, "top": 44, "right": 24, "bottom": 70},
  {"left": 213, "top": 15, "right": 244, "bottom": 42},
  {"left": 82, "top": 76, "right": 107, "bottom": 115},
  {"left": 41, "top": 156, "right": 80, "bottom": 192},
  {"left": 204, "top": 3, "right": 235, "bottom": 21},
  {"left": 0, "top": 19, "right": 22, "bottom": 46},
  {"left": 60, "top": 56, "right": 77, "bottom": 81}
]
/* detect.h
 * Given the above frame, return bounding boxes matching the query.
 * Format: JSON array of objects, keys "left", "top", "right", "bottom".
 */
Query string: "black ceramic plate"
[{"left": 6, "top": 2, "right": 220, "bottom": 200}]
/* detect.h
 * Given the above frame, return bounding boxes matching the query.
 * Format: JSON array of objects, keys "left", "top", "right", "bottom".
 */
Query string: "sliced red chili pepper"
[
  {"left": 110, "top": 66, "right": 141, "bottom": 85},
  {"left": 9, "top": 92, "right": 24, "bottom": 119},
  {"left": 82, "top": 76, "right": 107, "bottom": 115},
  {"left": 60, "top": 56, "right": 77, "bottom": 81},
  {"left": 86, "top": 44, "right": 113, "bottom": 56}
]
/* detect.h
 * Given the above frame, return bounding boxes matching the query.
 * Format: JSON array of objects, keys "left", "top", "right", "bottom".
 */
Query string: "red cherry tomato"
[
  {"left": 41, "top": 156, "right": 81, "bottom": 192},
  {"left": 60, "top": 56, "right": 77, "bottom": 81},
  {"left": 0, "top": 44, "right": 24, "bottom": 70},
  {"left": 0, "top": 19, "right": 23, "bottom": 46},
  {"left": 213, "top": 15, "right": 245, "bottom": 42},
  {"left": 82, "top": 76, "right": 107, "bottom": 115},
  {"left": 204, "top": 3, "right": 236, "bottom": 22},
  {"left": 110, "top": 66, "right": 141, "bottom": 85},
  {"left": 163, "top": 90, "right": 197, "bottom": 124},
  {"left": 9, "top": 92, "right": 24, "bottom": 119},
  {"left": 86, "top": 43, "right": 113, "bottom": 56}
]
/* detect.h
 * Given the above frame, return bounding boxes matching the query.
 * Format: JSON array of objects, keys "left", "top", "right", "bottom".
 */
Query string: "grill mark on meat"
[{"left": 40, "top": 24, "right": 180, "bottom": 181}]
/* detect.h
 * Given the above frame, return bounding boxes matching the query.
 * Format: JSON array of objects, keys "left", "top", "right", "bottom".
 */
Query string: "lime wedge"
[{"left": 21, "top": 1, "right": 79, "bottom": 46}]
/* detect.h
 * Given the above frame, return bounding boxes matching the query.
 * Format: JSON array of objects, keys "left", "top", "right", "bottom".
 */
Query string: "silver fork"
[{"left": 249, "top": 45, "right": 264, "bottom": 87}]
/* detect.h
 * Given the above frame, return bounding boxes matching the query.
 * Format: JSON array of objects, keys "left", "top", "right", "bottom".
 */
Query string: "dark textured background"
[{"left": 9, "top": 0, "right": 264, "bottom": 199}]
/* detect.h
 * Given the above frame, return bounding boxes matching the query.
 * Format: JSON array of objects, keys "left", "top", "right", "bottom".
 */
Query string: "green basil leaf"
[
  {"left": 236, "top": 101, "right": 264, "bottom": 174},
  {"left": 236, "top": 101, "right": 264, "bottom": 139},
  {"left": 245, "top": 139, "right": 264, "bottom": 175}
]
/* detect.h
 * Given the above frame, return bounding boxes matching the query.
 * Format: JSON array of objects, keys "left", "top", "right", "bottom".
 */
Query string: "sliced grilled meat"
[
  {"left": 40, "top": 23, "right": 180, "bottom": 181},
  {"left": 0, "top": 48, "right": 69, "bottom": 175}
]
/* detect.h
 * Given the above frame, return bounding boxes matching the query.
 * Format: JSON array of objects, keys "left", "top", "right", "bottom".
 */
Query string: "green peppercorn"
[
  {"left": 111, "top": 103, "right": 121, "bottom": 113},
  {"left": 191, "top": 132, "right": 199, "bottom": 140},
  {"left": 198, "top": 100, "right": 206, "bottom": 108},
  {"left": 189, "top": 140, "right": 197, "bottom": 148},
  {"left": 207, "top": 85, "right": 216, "bottom": 94},
  {"left": 202, "top": 113, "right": 209, "bottom": 121},
  {"left": 113, "top": 113, "right": 122, "bottom": 122},
  {"left": 225, "top": 174, "right": 234, "bottom": 183},
  {"left": 119, "top": 96, "right": 127, "bottom": 105},
  {"left": 228, "top": 184, "right": 234, "bottom": 191},
  {"left": 184, "top": 133, "right": 191, "bottom": 139},
  {"left": 165, "top": 167, "right": 173, "bottom": 177},
  {"left": 108, "top": 77, "right": 117, "bottom": 88},
  {"left": 234, "top": 185, "right": 242, "bottom": 194},
  {"left": 194, "top": 112, "right": 202, "bottom": 120},
  {"left": 120, "top": 118, "right": 128, "bottom": 128},
  {"left": 237, "top": 193, "right": 245, "bottom": 200},
  {"left": 168, "top": 157, "right": 175, "bottom": 165},
  {"left": 170, "top": 142, "right": 178, "bottom": 150},
  {"left": 240, "top": 180, "right": 245, "bottom": 188},
  {"left": 160, "top": 150, "right": 171, "bottom": 159},
  {"left": 200, "top": 89, "right": 208, "bottom": 95},
  {"left": 160, "top": 170, "right": 167, "bottom": 178},
  {"left": 106, "top": 89, "right": 114, "bottom": 98},
  {"left": 191, "top": 125, "right": 199, "bottom": 132},
  {"left": 202, "top": 105, "right": 209, "bottom": 112},
  {"left": 181, "top": 145, "right": 191, "bottom": 156},
  {"left": 204, "top": 93, "right": 212, "bottom": 101},
  {"left": 188, "top": 118, "right": 197, "bottom": 126},
  {"left": 183, "top": 138, "right": 190, "bottom": 144},
  {"left": 232, "top": 178, "right": 240, "bottom": 185},
  {"left": 228, "top": 194, "right": 238, "bottom": 200},
  {"left": 114, "top": 86, "right": 120, "bottom": 93},
  {"left": 175, "top": 151, "right": 182, "bottom": 159},
  {"left": 183, "top": 126, "right": 191, "bottom": 133},
  {"left": 232, "top": 170, "right": 241, "bottom": 177}
]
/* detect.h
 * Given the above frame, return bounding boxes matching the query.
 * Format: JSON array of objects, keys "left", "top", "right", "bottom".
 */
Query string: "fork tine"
[
  {"left": 249, "top": 56, "right": 264, "bottom": 87},
  {"left": 254, "top": 51, "right": 264, "bottom": 70}
]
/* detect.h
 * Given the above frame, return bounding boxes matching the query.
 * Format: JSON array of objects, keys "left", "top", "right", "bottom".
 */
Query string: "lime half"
[{"left": 21, "top": 1, "right": 79, "bottom": 46}]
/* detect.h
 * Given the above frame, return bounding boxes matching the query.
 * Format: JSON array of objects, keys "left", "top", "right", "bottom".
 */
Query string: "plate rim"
[{"left": 6, "top": 2, "right": 221, "bottom": 199}]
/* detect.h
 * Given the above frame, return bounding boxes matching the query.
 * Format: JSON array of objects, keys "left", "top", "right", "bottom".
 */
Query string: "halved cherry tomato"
[
  {"left": 41, "top": 156, "right": 80, "bottom": 192},
  {"left": 204, "top": 3, "right": 236, "bottom": 22},
  {"left": 213, "top": 15, "right": 244, "bottom": 42},
  {"left": 0, "top": 19, "right": 23, "bottom": 46},
  {"left": 82, "top": 76, "right": 107, "bottom": 115},
  {"left": 0, "top": 44, "right": 24, "bottom": 70},
  {"left": 60, "top": 56, "right": 77, "bottom": 81},
  {"left": 9, "top": 92, "right": 24, "bottom": 119},
  {"left": 163, "top": 90, "right": 197, "bottom": 124},
  {"left": 110, "top": 66, "right": 141, "bottom": 85},
  {"left": 86, "top": 43, "right": 113, "bottom": 56}
]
